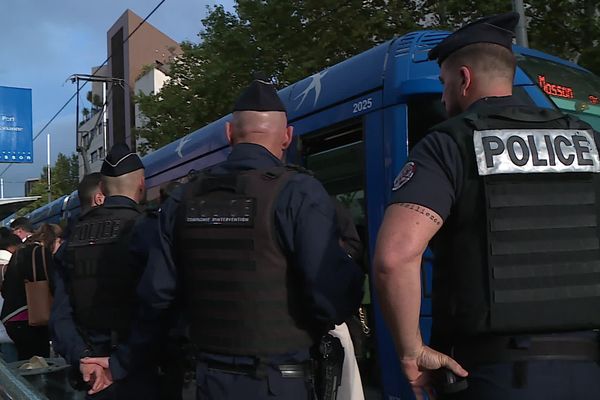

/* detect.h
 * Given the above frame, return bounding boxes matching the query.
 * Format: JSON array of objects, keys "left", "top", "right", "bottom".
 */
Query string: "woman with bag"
[{"left": 0, "top": 223, "right": 62, "bottom": 360}]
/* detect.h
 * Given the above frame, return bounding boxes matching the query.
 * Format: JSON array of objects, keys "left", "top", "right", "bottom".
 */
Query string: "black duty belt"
[
  {"left": 452, "top": 335, "right": 600, "bottom": 368},
  {"left": 206, "top": 360, "right": 313, "bottom": 379}
]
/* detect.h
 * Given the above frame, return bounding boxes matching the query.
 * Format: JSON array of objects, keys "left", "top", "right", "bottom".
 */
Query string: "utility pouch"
[{"left": 314, "top": 334, "right": 344, "bottom": 400}]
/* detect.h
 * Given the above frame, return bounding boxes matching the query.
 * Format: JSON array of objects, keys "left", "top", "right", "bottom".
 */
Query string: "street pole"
[
  {"left": 513, "top": 0, "right": 529, "bottom": 47},
  {"left": 47, "top": 132, "right": 51, "bottom": 204},
  {"left": 1, "top": 178, "right": 4, "bottom": 199},
  {"left": 102, "top": 81, "right": 108, "bottom": 157}
]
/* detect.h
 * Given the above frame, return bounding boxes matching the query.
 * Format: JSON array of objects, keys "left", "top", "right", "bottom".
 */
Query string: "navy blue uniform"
[
  {"left": 50, "top": 196, "right": 158, "bottom": 400},
  {"left": 391, "top": 96, "right": 600, "bottom": 399},
  {"left": 113, "top": 143, "right": 364, "bottom": 399}
]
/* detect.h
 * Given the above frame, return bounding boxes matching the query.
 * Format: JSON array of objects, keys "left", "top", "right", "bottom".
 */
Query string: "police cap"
[
  {"left": 429, "top": 12, "right": 519, "bottom": 64},
  {"left": 100, "top": 143, "right": 144, "bottom": 177},
  {"left": 233, "top": 76, "right": 286, "bottom": 113}
]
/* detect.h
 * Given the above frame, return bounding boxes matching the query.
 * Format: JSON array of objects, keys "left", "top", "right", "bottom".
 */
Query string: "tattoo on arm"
[{"left": 398, "top": 203, "right": 442, "bottom": 226}]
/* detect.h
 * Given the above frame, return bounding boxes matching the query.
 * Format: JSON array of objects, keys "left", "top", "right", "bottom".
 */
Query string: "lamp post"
[
  {"left": 513, "top": 0, "right": 529, "bottom": 47},
  {"left": 47, "top": 132, "right": 51, "bottom": 203}
]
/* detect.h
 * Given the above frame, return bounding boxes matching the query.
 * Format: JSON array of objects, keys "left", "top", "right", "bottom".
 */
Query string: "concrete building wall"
[
  {"left": 134, "top": 67, "right": 170, "bottom": 154},
  {"left": 134, "top": 68, "right": 169, "bottom": 127}
]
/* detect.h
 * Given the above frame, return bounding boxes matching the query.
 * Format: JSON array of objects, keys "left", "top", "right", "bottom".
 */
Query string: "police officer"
[
  {"left": 85, "top": 78, "right": 365, "bottom": 399},
  {"left": 50, "top": 143, "right": 157, "bottom": 399},
  {"left": 132, "top": 180, "right": 188, "bottom": 400},
  {"left": 78, "top": 172, "right": 106, "bottom": 214},
  {"left": 374, "top": 12, "right": 600, "bottom": 400}
]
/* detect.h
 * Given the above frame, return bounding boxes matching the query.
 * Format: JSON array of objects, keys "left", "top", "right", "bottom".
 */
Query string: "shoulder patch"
[{"left": 392, "top": 162, "right": 416, "bottom": 191}]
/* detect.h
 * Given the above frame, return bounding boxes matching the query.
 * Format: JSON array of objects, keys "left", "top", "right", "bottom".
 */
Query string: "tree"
[
  {"left": 526, "top": 0, "right": 600, "bottom": 75},
  {"left": 420, "top": 0, "right": 511, "bottom": 28},
  {"left": 135, "top": 0, "right": 422, "bottom": 153},
  {"left": 18, "top": 153, "right": 79, "bottom": 216},
  {"left": 420, "top": 0, "right": 600, "bottom": 75},
  {"left": 135, "top": 0, "right": 600, "bottom": 154}
]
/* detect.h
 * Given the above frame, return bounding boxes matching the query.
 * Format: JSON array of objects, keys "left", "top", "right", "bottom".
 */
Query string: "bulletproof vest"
[
  {"left": 66, "top": 203, "right": 142, "bottom": 334},
  {"left": 429, "top": 105, "right": 600, "bottom": 340},
  {"left": 176, "top": 166, "right": 315, "bottom": 356}
]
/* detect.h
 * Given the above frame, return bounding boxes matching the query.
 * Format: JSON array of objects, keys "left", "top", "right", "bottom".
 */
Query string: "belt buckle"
[{"left": 278, "top": 363, "right": 307, "bottom": 379}]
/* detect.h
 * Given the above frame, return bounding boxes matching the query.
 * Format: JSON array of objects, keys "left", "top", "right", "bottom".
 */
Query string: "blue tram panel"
[{"left": 29, "top": 195, "right": 69, "bottom": 227}]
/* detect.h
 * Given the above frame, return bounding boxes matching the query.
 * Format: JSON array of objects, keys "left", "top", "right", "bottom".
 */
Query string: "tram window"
[
  {"left": 407, "top": 94, "right": 446, "bottom": 148},
  {"left": 301, "top": 120, "right": 366, "bottom": 230}
]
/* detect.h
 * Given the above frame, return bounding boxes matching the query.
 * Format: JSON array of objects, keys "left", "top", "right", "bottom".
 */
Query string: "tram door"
[{"left": 298, "top": 118, "right": 380, "bottom": 395}]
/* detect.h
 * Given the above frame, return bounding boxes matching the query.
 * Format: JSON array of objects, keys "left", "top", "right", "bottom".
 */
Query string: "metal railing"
[{"left": 0, "top": 359, "right": 49, "bottom": 400}]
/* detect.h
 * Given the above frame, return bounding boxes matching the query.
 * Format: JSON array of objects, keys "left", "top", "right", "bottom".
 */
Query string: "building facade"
[{"left": 134, "top": 65, "right": 170, "bottom": 154}]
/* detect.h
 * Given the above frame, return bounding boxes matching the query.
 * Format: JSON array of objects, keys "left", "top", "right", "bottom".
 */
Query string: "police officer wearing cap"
[
  {"left": 85, "top": 78, "right": 365, "bottom": 399},
  {"left": 50, "top": 143, "right": 157, "bottom": 399},
  {"left": 374, "top": 12, "right": 600, "bottom": 400}
]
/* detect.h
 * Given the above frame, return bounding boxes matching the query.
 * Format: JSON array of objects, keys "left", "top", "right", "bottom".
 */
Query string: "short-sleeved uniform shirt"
[{"left": 390, "top": 96, "right": 523, "bottom": 220}]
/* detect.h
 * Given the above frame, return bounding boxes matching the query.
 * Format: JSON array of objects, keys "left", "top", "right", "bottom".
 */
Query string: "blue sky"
[{"left": 0, "top": 0, "right": 234, "bottom": 197}]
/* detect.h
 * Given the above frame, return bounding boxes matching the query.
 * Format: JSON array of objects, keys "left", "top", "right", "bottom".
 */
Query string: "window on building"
[
  {"left": 98, "top": 147, "right": 104, "bottom": 159},
  {"left": 91, "top": 150, "right": 98, "bottom": 163},
  {"left": 82, "top": 134, "right": 89, "bottom": 147}
]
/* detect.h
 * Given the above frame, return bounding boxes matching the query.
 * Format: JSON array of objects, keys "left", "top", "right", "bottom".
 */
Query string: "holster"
[{"left": 314, "top": 334, "right": 344, "bottom": 400}]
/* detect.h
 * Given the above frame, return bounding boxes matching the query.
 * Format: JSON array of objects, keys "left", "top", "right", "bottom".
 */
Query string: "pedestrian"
[
  {"left": 331, "top": 199, "right": 365, "bottom": 400},
  {"left": 374, "top": 12, "right": 600, "bottom": 400},
  {"left": 1, "top": 223, "right": 61, "bottom": 360},
  {"left": 83, "top": 77, "right": 365, "bottom": 400},
  {"left": 0, "top": 228, "right": 22, "bottom": 362},
  {"left": 10, "top": 217, "right": 33, "bottom": 242},
  {"left": 50, "top": 143, "right": 157, "bottom": 399},
  {"left": 154, "top": 181, "right": 189, "bottom": 400},
  {"left": 77, "top": 172, "right": 106, "bottom": 215}
]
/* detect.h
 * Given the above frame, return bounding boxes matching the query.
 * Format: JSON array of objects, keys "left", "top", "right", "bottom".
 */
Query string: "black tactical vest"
[
  {"left": 429, "top": 106, "right": 600, "bottom": 341},
  {"left": 176, "top": 166, "right": 315, "bottom": 356},
  {"left": 66, "top": 202, "right": 142, "bottom": 334}
]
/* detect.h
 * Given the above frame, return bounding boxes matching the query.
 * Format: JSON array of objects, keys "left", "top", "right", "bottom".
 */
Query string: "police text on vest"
[{"left": 473, "top": 129, "right": 600, "bottom": 175}]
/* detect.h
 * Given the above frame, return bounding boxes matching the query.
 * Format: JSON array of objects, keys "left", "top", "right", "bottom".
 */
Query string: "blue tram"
[{"left": 22, "top": 30, "right": 600, "bottom": 399}]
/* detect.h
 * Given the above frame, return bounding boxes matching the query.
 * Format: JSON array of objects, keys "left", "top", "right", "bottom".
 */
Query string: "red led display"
[
  {"left": 537, "top": 75, "right": 574, "bottom": 99},
  {"left": 589, "top": 95, "right": 600, "bottom": 105}
]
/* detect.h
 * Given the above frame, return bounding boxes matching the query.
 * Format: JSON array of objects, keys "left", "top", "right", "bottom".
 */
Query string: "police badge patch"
[{"left": 392, "top": 162, "right": 416, "bottom": 191}]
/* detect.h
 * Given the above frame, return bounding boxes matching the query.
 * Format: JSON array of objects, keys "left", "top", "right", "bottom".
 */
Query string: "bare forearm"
[
  {"left": 373, "top": 203, "right": 442, "bottom": 361},
  {"left": 375, "top": 255, "right": 423, "bottom": 359}
]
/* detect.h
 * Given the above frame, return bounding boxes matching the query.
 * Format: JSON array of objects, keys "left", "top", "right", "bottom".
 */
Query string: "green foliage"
[
  {"left": 421, "top": 0, "right": 600, "bottom": 75},
  {"left": 135, "top": 0, "right": 421, "bottom": 154},
  {"left": 526, "top": 0, "right": 600, "bottom": 75},
  {"left": 420, "top": 0, "right": 512, "bottom": 28},
  {"left": 135, "top": 0, "right": 600, "bottom": 153},
  {"left": 18, "top": 153, "right": 79, "bottom": 216}
]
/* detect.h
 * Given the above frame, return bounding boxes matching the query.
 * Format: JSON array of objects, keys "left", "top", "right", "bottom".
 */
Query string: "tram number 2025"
[{"left": 352, "top": 98, "right": 373, "bottom": 113}]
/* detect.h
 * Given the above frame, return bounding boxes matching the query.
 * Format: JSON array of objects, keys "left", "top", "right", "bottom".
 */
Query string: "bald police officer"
[
  {"left": 374, "top": 12, "right": 600, "bottom": 400},
  {"left": 85, "top": 78, "right": 364, "bottom": 399},
  {"left": 50, "top": 144, "right": 157, "bottom": 399}
]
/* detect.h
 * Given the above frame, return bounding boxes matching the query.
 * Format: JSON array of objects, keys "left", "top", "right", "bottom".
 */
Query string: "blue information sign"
[{"left": 0, "top": 86, "right": 33, "bottom": 163}]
